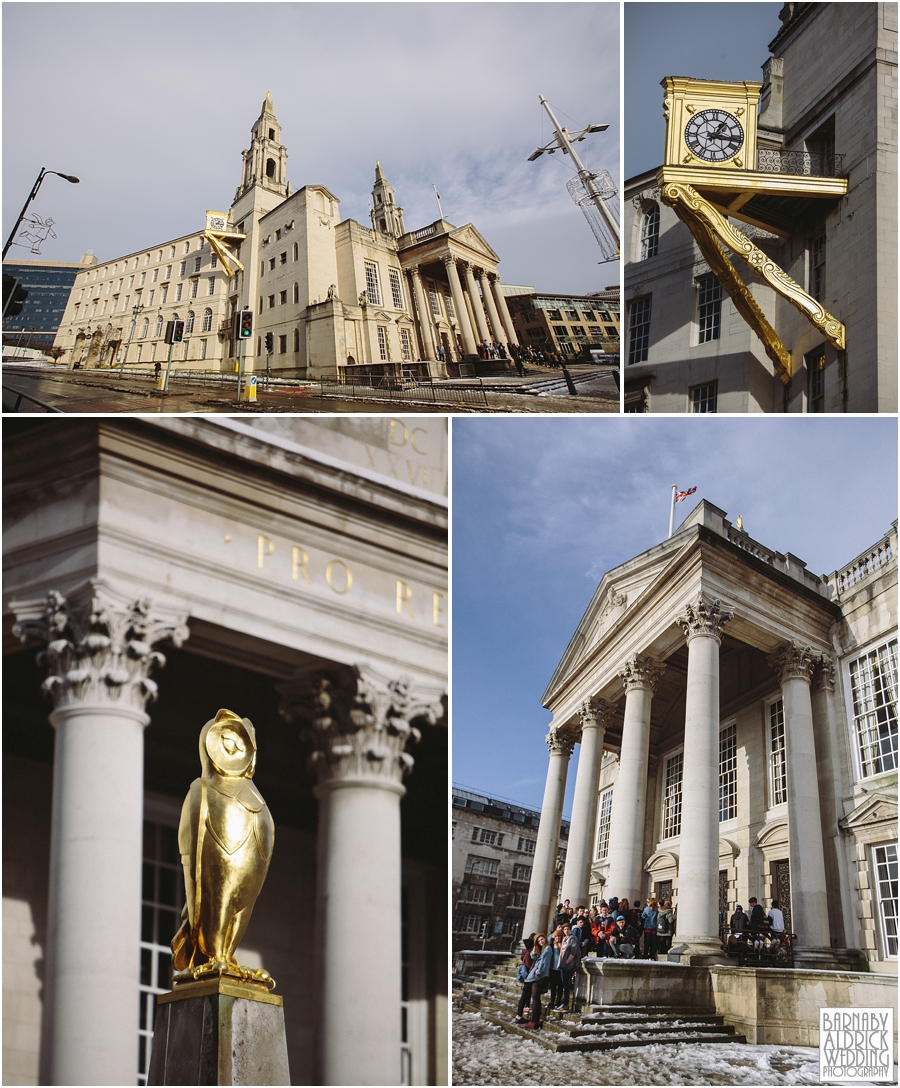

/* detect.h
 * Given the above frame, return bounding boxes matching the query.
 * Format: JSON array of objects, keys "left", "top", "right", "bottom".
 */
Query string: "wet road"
[{"left": 2, "top": 366, "right": 618, "bottom": 415}]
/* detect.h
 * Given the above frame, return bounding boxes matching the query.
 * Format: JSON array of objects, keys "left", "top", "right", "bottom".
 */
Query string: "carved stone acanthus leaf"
[
  {"left": 631, "top": 186, "right": 661, "bottom": 210},
  {"left": 11, "top": 580, "right": 189, "bottom": 712},
  {"left": 579, "top": 697, "right": 614, "bottom": 732},
  {"left": 284, "top": 666, "right": 444, "bottom": 788},
  {"left": 546, "top": 728, "right": 576, "bottom": 758},
  {"left": 676, "top": 597, "right": 734, "bottom": 644},
  {"left": 768, "top": 641, "right": 817, "bottom": 684},
  {"left": 815, "top": 655, "right": 836, "bottom": 692},
  {"left": 620, "top": 653, "right": 665, "bottom": 693}
]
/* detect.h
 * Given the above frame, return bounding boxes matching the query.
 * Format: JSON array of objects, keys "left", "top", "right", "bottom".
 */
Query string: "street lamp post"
[
  {"left": 122, "top": 303, "right": 144, "bottom": 374},
  {"left": 3, "top": 167, "right": 79, "bottom": 259}
]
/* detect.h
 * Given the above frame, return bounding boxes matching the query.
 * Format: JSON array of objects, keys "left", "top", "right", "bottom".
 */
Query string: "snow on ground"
[{"left": 452, "top": 1010, "right": 867, "bottom": 1086}]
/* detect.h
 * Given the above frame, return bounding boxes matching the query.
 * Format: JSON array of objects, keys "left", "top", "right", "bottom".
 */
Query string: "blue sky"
[
  {"left": 625, "top": 2, "right": 783, "bottom": 178},
  {"left": 3, "top": 3, "right": 618, "bottom": 294},
  {"left": 451, "top": 417, "right": 899, "bottom": 816}
]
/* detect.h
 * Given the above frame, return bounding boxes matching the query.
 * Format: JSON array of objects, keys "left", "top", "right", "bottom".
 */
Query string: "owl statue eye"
[{"left": 221, "top": 733, "right": 243, "bottom": 756}]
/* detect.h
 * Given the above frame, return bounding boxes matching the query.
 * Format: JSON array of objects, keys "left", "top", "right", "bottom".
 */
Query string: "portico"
[{"left": 525, "top": 499, "right": 870, "bottom": 969}]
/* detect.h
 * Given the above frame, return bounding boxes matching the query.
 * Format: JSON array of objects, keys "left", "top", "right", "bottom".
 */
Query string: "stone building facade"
[
  {"left": 524, "top": 499, "right": 897, "bottom": 976},
  {"left": 623, "top": 3, "right": 897, "bottom": 413},
  {"left": 52, "top": 95, "right": 520, "bottom": 380},
  {"left": 504, "top": 287, "right": 620, "bottom": 357},
  {"left": 3, "top": 418, "right": 447, "bottom": 1087},
  {"left": 451, "top": 786, "right": 569, "bottom": 952}
]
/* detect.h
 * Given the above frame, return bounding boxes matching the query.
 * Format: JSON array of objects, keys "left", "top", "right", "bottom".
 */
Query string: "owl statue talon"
[{"left": 170, "top": 709, "right": 276, "bottom": 992}]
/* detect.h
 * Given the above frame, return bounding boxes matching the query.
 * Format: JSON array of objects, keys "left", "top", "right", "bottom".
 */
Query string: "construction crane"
[{"left": 528, "top": 95, "right": 620, "bottom": 263}]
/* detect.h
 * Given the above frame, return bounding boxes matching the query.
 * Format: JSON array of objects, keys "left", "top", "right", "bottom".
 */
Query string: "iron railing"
[
  {"left": 317, "top": 375, "right": 490, "bottom": 407},
  {"left": 756, "top": 149, "right": 845, "bottom": 177},
  {"left": 2, "top": 383, "right": 64, "bottom": 412}
]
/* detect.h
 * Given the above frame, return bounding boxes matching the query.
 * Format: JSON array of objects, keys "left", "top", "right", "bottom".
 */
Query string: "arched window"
[
  {"left": 640, "top": 205, "right": 660, "bottom": 260},
  {"left": 292, "top": 242, "right": 298, "bottom": 261},
  {"left": 155, "top": 315, "right": 164, "bottom": 337},
  {"left": 293, "top": 328, "right": 300, "bottom": 352},
  {"left": 140, "top": 317, "right": 149, "bottom": 338},
  {"left": 293, "top": 282, "right": 299, "bottom": 304},
  {"left": 266, "top": 158, "right": 276, "bottom": 178},
  {"left": 258, "top": 297, "right": 263, "bottom": 315},
  {"left": 202, "top": 308, "right": 213, "bottom": 332},
  {"left": 186, "top": 311, "right": 195, "bottom": 334}
]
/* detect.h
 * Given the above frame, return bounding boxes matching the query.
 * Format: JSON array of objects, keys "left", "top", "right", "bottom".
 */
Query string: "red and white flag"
[{"left": 675, "top": 486, "right": 697, "bottom": 504}]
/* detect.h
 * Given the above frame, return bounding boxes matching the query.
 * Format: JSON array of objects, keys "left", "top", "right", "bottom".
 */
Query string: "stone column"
[
  {"left": 476, "top": 269, "right": 507, "bottom": 345},
  {"left": 490, "top": 275, "right": 519, "bottom": 346},
  {"left": 668, "top": 597, "right": 732, "bottom": 963},
  {"left": 560, "top": 699, "right": 612, "bottom": 906},
  {"left": 443, "top": 257, "right": 477, "bottom": 356},
  {"left": 768, "top": 641, "right": 833, "bottom": 964},
  {"left": 407, "top": 268, "right": 436, "bottom": 361},
  {"left": 810, "top": 656, "right": 852, "bottom": 947},
  {"left": 605, "top": 655, "right": 664, "bottom": 905},
  {"left": 461, "top": 262, "right": 491, "bottom": 344},
  {"left": 11, "top": 583, "right": 188, "bottom": 1086},
  {"left": 285, "top": 667, "right": 442, "bottom": 1086},
  {"left": 522, "top": 728, "right": 576, "bottom": 938}
]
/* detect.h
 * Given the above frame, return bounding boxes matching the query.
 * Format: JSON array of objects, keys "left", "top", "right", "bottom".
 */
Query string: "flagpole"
[
  {"left": 668, "top": 485, "right": 677, "bottom": 539},
  {"left": 433, "top": 184, "right": 444, "bottom": 221}
]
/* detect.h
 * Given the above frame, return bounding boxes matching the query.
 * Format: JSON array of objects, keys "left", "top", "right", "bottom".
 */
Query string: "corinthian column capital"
[
  {"left": 814, "top": 654, "right": 836, "bottom": 692},
  {"left": 620, "top": 653, "right": 665, "bottom": 693},
  {"left": 579, "top": 697, "right": 614, "bottom": 731},
  {"left": 768, "top": 641, "right": 817, "bottom": 685},
  {"left": 283, "top": 666, "right": 443, "bottom": 791},
  {"left": 546, "top": 727, "right": 576, "bottom": 758},
  {"left": 676, "top": 596, "right": 734, "bottom": 644},
  {"left": 11, "top": 580, "right": 189, "bottom": 713}
]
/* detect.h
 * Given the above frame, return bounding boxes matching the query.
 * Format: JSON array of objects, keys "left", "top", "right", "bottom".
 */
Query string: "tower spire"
[
  {"left": 370, "top": 161, "right": 405, "bottom": 238},
  {"left": 234, "top": 95, "right": 289, "bottom": 203}
]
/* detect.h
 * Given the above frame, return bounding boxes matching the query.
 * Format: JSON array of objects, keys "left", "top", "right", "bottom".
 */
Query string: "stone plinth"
[{"left": 148, "top": 978, "right": 290, "bottom": 1086}]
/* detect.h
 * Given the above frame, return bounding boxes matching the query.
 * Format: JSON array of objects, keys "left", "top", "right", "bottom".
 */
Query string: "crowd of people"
[
  {"left": 513, "top": 893, "right": 787, "bottom": 1027},
  {"left": 512, "top": 895, "right": 676, "bottom": 1028}
]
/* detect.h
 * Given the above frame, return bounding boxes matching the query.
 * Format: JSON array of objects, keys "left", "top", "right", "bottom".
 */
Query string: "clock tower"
[
  {"left": 662, "top": 77, "right": 761, "bottom": 170},
  {"left": 234, "top": 92, "right": 290, "bottom": 203}
]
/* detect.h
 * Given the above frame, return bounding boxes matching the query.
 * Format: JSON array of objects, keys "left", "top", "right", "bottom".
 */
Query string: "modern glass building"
[{"left": 2, "top": 256, "right": 95, "bottom": 350}]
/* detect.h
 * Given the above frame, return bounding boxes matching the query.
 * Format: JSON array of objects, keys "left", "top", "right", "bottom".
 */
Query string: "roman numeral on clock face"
[{"left": 684, "top": 109, "right": 745, "bottom": 163}]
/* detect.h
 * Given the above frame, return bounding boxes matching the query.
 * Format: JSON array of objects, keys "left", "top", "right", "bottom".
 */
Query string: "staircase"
[{"left": 454, "top": 955, "right": 747, "bottom": 1052}]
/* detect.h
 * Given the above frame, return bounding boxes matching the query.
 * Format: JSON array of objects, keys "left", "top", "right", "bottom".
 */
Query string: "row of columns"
[
  {"left": 523, "top": 595, "right": 835, "bottom": 966},
  {"left": 12, "top": 582, "right": 441, "bottom": 1086},
  {"left": 405, "top": 258, "right": 517, "bottom": 363}
]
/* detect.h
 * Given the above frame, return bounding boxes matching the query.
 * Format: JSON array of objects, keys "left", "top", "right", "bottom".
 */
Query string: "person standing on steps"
[{"left": 514, "top": 933, "right": 552, "bottom": 1029}]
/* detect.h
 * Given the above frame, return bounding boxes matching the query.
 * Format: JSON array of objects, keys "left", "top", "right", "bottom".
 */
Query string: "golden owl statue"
[{"left": 171, "top": 708, "right": 275, "bottom": 988}]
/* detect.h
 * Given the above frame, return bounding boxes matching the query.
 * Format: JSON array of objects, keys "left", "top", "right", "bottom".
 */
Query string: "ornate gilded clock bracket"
[
  {"left": 660, "top": 182, "right": 846, "bottom": 369},
  {"left": 203, "top": 210, "right": 246, "bottom": 277},
  {"left": 664, "top": 188, "right": 792, "bottom": 382}
]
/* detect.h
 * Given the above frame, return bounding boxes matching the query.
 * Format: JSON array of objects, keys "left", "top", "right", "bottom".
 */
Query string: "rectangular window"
[
  {"left": 138, "top": 820, "right": 184, "bottom": 1085},
  {"left": 389, "top": 269, "right": 404, "bottom": 309},
  {"left": 278, "top": 334, "right": 287, "bottom": 354},
  {"left": 152, "top": 269, "right": 159, "bottom": 283},
  {"left": 364, "top": 260, "right": 381, "bottom": 305},
  {"left": 811, "top": 234, "right": 826, "bottom": 303},
  {"left": 200, "top": 339, "right": 207, "bottom": 360},
  {"left": 101, "top": 300, "right": 108, "bottom": 315},
  {"left": 698, "top": 274, "right": 722, "bottom": 343},
  {"left": 160, "top": 286, "right": 168, "bottom": 304},
  {"left": 164, "top": 266, "right": 171, "bottom": 280},
  {"left": 565, "top": 309, "right": 579, "bottom": 321},
  {"left": 719, "top": 723, "right": 737, "bottom": 821},
  {"left": 179, "top": 261, "right": 186, "bottom": 277},
  {"left": 691, "top": 381, "right": 718, "bottom": 413},
  {"left": 428, "top": 282, "right": 441, "bottom": 318},
  {"left": 806, "top": 348, "right": 825, "bottom": 412},
  {"left": 210, "top": 255, "right": 217, "bottom": 269},
  {"left": 208, "top": 278, "right": 216, "bottom": 296},
  {"left": 596, "top": 787, "right": 613, "bottom": 859},
  {"left": 129, "top": 275, "right": 135, "bottom": 288},
  {"left": 193, "top": 256, "right": 202, "bottom": 273},
  {"left": 769, "top": 699, "right": 787, "bottom": 805},
  {"left": 280, "top": 251, "right": 287, "bottom": 265},
  {"left": 280, "top": 290, "right": 287, "bottom": 305},
  {"left": 570, "top": 326, "right": 585, "bottom": 338},
  {"left": 190, "top": 280, "right": 198, "bottom": 299},
  {"left": 508, "top": 891, "right": 529, "bottom": 909},
  {"left": 662, "top": 752, "right": 683, "bottom": 838},
  {"left": 512, "top": 864, "right": 532, "bottom": 882},
  {"left": 849, "top": 640, "right": 898, "bottom": 777},
  {"left": 377, "top": 325, "right": 388, "bottom": 361},
  {"left": 459, "top": 884, "right": 494, "bottom": 905},
  {"left": 465, "top": 855, "right": 499, "bottom": 877},
  {"left": 269, "top": 258, "right": 276, "bottom": 271},
  {"left": 147, "top": 290, "right": 154, "bottom": 306},
  {"left": 874, "top": 844, "right": 898, "bottom": 957},
  {"left": 628, "top": 296, "right": 651, "bottom": 364},
  {"left": 400, "top": 327, "right": 413, "bottom": 361},
  {"left": 457, "top": 913, "right": 486, "bottom": 934},
  {"left": 175, "top": 285, "right": 182, "bottom": 301},
  {"left": 470, "top": 826, "right": 501, "bottom": 846},
  {"left": 517, "top": 838, "right": 535, "bottom": 854},
  {"left": 268, "top": 295, "right": 276, "bottom": 309},
  {"left": 140, "top": 272, "right": 146, "bottom": 286}
]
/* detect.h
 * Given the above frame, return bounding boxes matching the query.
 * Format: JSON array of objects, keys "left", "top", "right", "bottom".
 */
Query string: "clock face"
[
  {"left": 209, "top": 216, "right": 226, "bottom": 231},
  {"left": 684, "top": 109, "right": 744, "bottom": 163}
]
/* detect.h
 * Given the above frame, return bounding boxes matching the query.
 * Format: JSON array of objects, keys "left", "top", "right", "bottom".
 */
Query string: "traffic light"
[
  {"left": 265, "top": 332, "right": 274, "bottom": 353},
  {"left": 3, "top": 274, "right": 29, "bottom": 319},
  {"left": 172, "top": 319, "right": 185, "bottom": 343},
  {"left": 239, "top": 310, "right": 253, "bottom": 338}
]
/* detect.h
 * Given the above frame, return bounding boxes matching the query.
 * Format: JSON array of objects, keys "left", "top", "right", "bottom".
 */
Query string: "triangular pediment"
[
  {"left": 448, "top": 224, "right": 500, "bottom": 264},
  {"left": 840, "top": 792, "right": 898, "bottom": 831},
  {"left": 543, "top": 545, "right": 680, "bottom": 702}
]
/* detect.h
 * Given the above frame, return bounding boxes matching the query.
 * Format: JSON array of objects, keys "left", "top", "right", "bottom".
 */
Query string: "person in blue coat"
[{"left": 514, "top": 933, "right": 552, "bottom": 1028}]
